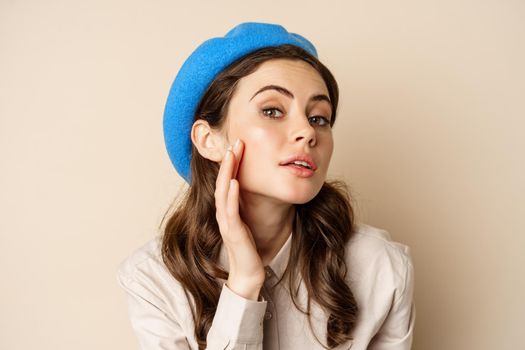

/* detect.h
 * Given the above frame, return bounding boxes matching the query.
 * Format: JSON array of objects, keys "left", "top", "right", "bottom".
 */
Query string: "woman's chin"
[
  {"left": 287, "top": 193, "right": 319, "bottom": 205},
  {"left": 239, "top": 186, "right": 320, "bottom": 205},
  {"left": 274, "top": 185, "right": 323, "bottom": 205}
]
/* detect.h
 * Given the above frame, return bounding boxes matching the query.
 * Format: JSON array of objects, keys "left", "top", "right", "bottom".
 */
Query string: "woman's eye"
[
  {"left": 262, "top": 107, "right": 284, "bottom": 119},
  {"left": 309, "top": 116, "right": 331, "bottom": 127}
]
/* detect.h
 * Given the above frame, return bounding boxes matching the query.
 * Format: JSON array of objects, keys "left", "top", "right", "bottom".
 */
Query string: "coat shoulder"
[
  {"left": 116, "top": 236, "right": 164, "bottom": 282},
  {"left": 346, "top": 222, "right": 413, "bottom": 294}
]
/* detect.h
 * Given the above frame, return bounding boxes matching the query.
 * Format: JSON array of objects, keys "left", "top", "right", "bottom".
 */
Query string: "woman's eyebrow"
[
  {"left": 250, "top": 84, "right": 293, "bottom": 100},
  {"left": 249, "top": 84, "right": 332, "bottom": 107}
]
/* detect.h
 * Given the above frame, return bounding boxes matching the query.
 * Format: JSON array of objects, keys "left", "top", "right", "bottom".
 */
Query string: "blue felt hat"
[{"left": 163, "top": 22, "right": 318, "bottom": 183}]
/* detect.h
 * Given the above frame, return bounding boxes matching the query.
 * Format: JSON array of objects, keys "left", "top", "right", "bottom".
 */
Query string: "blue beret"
[{"left": 163, "top": 22, "right": 318, "bottom": 183}]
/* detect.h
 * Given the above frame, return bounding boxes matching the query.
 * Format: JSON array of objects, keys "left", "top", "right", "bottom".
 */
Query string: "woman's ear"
[{"left": 191, "top": 120, "right": 226, "bottom": 162}]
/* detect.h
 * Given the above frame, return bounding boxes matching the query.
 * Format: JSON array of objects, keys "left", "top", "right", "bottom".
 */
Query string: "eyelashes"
[
  {"left": 261, "top": 107, "right": 331, "bottom": 127},
  {"left": 308, "top": 116, "right": 331, "bottom": 127},
  {"left": 262, "top": 107, "right": 284, "bottom": 119}
]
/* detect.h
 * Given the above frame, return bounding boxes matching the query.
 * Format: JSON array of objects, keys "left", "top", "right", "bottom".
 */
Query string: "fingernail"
[
  {"left": 234, "top": 138, "right": 240, "bottom": 149},
  {"left": 227, "top": 144, "right": 233, "bottom": 151}
]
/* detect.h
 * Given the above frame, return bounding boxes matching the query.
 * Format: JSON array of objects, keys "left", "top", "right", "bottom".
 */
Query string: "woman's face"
[{"left": 223, "top": 58, "right": 334, "bottom": 204}]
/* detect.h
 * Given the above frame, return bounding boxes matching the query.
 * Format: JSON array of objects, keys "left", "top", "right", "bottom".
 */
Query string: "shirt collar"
[{"left": 218, "top": 231, "right": 292, "bottom": 282}]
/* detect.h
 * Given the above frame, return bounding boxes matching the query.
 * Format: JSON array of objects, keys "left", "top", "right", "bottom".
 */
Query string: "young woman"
[{"left": 117, "top": 22, "right": 415, "bottom": 350}]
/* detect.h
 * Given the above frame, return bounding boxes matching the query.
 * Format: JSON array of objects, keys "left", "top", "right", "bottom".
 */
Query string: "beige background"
[{"left": 1, "top": 0, "right": 524, "bottom": 349}]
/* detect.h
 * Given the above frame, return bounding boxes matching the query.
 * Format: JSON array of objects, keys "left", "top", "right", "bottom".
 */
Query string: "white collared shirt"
[{"left": 116, "top": 222, "right": 415, "bottom": 349}]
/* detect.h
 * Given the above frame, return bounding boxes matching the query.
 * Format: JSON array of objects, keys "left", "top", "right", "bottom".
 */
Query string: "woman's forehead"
[{"left": 236, "top": 59, "right": 328, "bottom": 96}]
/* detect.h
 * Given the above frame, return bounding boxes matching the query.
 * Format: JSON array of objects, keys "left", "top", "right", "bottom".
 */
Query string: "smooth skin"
[{"left": 191, "top": 59, "right": 334, "bottom": 300}]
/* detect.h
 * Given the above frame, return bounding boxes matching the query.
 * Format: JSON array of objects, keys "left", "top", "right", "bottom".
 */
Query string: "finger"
[
  {"left": 231, "top": 139, "right": 244, "bottom": 179},
  {"left": 225, "top": 178, "right": 245, "bottom": 243},
  {"left": 215, "top": 148, "right": 233, "bottom": 210},
  {"left": 215, "top": 146, "right": 234, "bottom": 222},
  {"left": 226, "top": 179, "right": 239, "bottom": 220}
]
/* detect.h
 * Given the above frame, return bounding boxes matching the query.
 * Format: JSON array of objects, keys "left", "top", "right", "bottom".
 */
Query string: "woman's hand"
[{"left": 215, "top": 139, "right": 265, "bottom": 301}]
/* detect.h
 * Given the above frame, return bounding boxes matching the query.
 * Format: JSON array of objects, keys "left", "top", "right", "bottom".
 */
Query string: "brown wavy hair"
[{"left": 160, "top": 44, "right": 358, "bottom": 349}]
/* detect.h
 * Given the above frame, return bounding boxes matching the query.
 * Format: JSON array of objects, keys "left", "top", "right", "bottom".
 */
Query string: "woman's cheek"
[
  {"left": 237, "top": 126, "right": 277, "bottom": 185},
  {"left": 245, "top": 124, "right": 274, "bottom": 141}
]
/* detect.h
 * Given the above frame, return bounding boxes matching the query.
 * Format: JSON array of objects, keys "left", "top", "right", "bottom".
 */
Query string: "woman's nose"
[{"left": 292, "top": 116, "right": 317, "bottom": 147}]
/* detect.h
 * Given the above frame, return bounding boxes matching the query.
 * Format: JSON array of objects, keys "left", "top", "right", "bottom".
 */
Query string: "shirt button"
[
  {"left": 264, "top": 311, "right": 273, "bottom": 320},
  {"left": 265, "top": 267, "right": 272, "bottom": 279}
]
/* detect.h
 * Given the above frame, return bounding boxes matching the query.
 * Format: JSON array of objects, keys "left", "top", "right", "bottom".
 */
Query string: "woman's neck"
[{"left": 239, "top": 192, "right": 295, "bottom": 266}]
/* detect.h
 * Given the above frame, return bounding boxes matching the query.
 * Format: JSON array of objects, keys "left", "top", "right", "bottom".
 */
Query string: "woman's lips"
[
  {"left": 280, "top": 164, "right": 315, "bottom": 178},
  {"left": 279, "top": 154, "right": 317, "bottom": 170}
]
